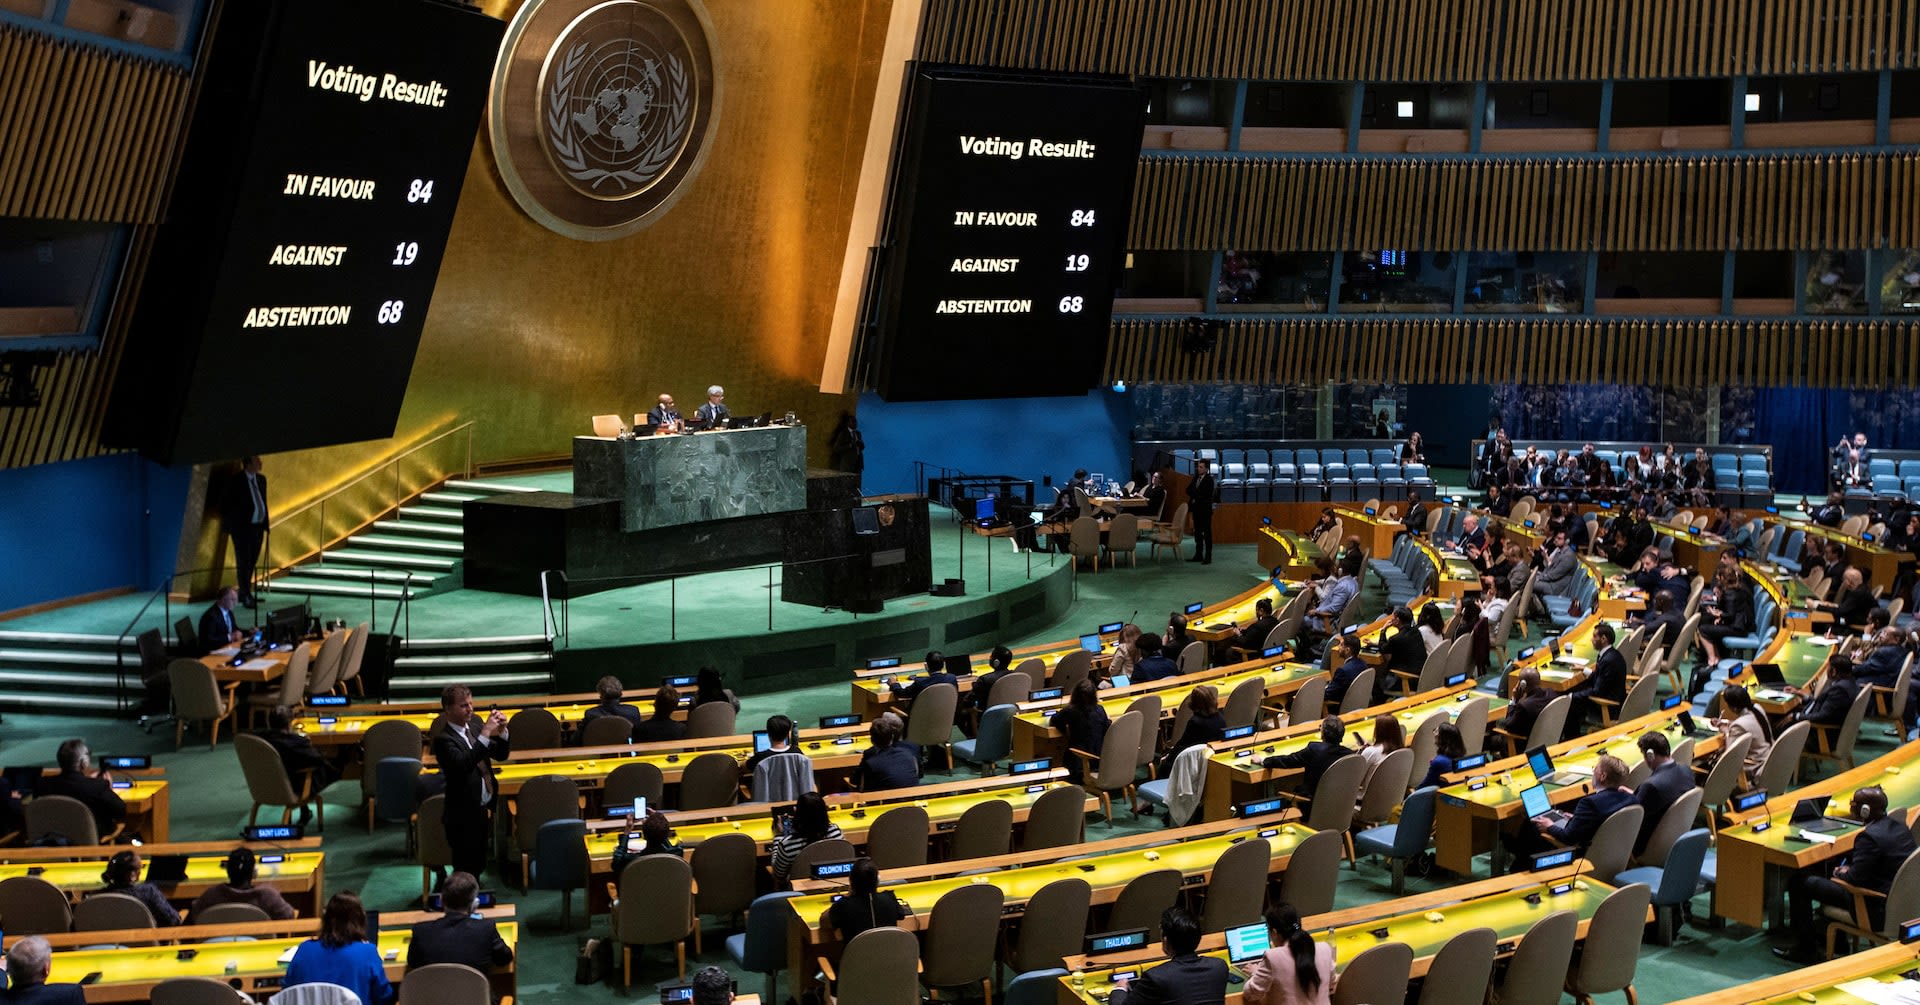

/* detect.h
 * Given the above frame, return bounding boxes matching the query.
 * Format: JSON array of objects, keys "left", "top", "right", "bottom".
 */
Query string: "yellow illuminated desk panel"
[
  {"left": 1774, "top": 518, "right": 1905, "bottom": 589},
  {"left": 1745, "top": 559, "right": 1837, "bottom": 637},
  {"left": 1333, "top": 506, "right": 1402, "bottom": 558},
  {"left": 0, "top": 851, "right": 324, "bottom": 915},
  {"left": 1712, "top": 741, "right": 1920, "bottom": 928},
  {"left": 489, "top": 727, "right": 871, "bottom": 797},
  {"left": 295, "top": 694, "right": 692, "bottom": 749},
  {"left": 47, "top": 921, "right": 516, "bottom": 1002},
  {"left": 1200, "top": 683, "right": 1505, "bottom": 821},
  {"left": 1668, "top": 941, "right": 1920, "bottom": 1005},
  {"left": 1009, "top": 657, "right": 1324, "bottom": 762},
  {"left": 1420, "top": 540, "right": 1483, "bottom": 601},
  {"left": 1433, "top": 707, "right": 1720, "bottom": 875},
  {"left": 1186, "top": 581, "right": 1296, "bottom": 643},
  {"left": 1257, "top": 527, "right": 1326, "bottom": 579},
  {"left": 1057, "top": 864, "right": 1622, "bottom": 1001}
]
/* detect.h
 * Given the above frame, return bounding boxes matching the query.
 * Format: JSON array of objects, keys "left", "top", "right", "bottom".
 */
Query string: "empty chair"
[
  {"left": 604, "top": 761, "right": 665, "bottom": 810},
  {"left": 1454, "top": 696, "right": 1491, "bottom": 756},
  {"left": 1289, "top": 677, "right": 1326, "bottom": 723},
  {"left": 1110, "top": 869, "right": 1184, "bottom": 941},
  {"left": 1199, "top": 837, "right": 1270, "bottom": 932},
  {"left": 169, "top": 658, "right": 237, "bottom": 750},
  {"left": 1339, "top": 668, "right": 1377, "bottom": 715},
  {"left": 1067, "top": 515, "right": 1102, "bottom": 571},
  {"left": 591, "top": 414, "right": 624, "bottom": 437},
  {"left": 507, "top": 707, "right": 562, "bottom": 751},
  {"left": 954, "top": 703, "right": 1015, "bottom": 775},
  {"left": 1494, "top": 910, "right": 1579, "bottom": 1005},
  {"left": 1104, "top": 513, "right": 1140, "bottom": 568},
  {"left": 1421, "top": 927, "right": 1498, "bottom": 1005},
  {"left": 195, "top": 903, "right": 272, "bottom": 925},
  {"left": 155, "top": 978, "right": 256, "bottom": 1005},
  {"left": 522, "top": 817, "right": 589, "bottom": 929},
  {"left": 1352, "top": 785, "right": 1438, "bottom": 894},
  {"left": 1615, "top": 828, "right": 1712, "bottom": 945},
  {"left": 1297, "top": 753, "right": 1367, "bottom": 862},
  {"left": 1125, "top": 693, "right": 1164, "bottom": 777},
  {"left": 305, "top": 630, "right": 347, "bottom": 697},
  {"left": 235, "top": 733, "right": 325, "bottom": 829},
  {"left": 1332, "top": 941, "right": 1413, "bottom": 1005},
  {"left": 920, "top": 883, "right": 1003, "bottom": 1003},
  {"left": 677, "top": 752, "right": 743, "bottom": 810},
  {"left": 1635, "top": 788, "right": 1704, "bottom": 868},
  {"left": 950, "top": 798, "right": 1013, "bottom": 860},
  {"left": 1757, "top": 720, "right": 1811, "bottom": 794},
  {"left": 864, "top": 805, "right": 931, "bottom": 869},
  {"left": 1565, "top": 882, "right": 1654, "bottom": 1005},
  {"left": 1148, "top": 503, "right": 1188, "bottom": 560},
  {"left": 685, "top": 701, "right": 737, "bottom": 738},
  {"left": 728, "top": 891, "right": 801, "bottom": 1005},
  {"left": 690, "top": 830, "right": 758, "bottom": 930},
  {"left": 1009, "top": 878, "right": 1092, "bottom": 975},
  {"left": 1354, "top": 747, "right": 1414, "bottom": 828},
  {"left": 1021, "top": 785, "right": 1087, "bottom": 851},
  {"left": 398, "top": 963, "right": 489, "bottom": 1005},
  {"left": 1278, "top": 828, "right": 1344, "bottom": 916},
  {"left": 984, "top": 671, "right": 1034, "bottom": 709},
  {"left": 0, "top": 876, "right": 71, "bottom": 935},
  {"left": 610, "top": 854, "right": 698, "bottom": 985},
  {"left": 248, "top": 645, "right": 311, "bottom": 727},
  {"left": 361, "top": 719, "right": 423, "bottom": 830},
  {"left": 1176, "top": 641, "right": 1208, "bottom": 676},
  {"left": 1052, "top": 650, "right": 1093, "bottom": 692},
  {"left": 905, "top": 682, "right": 960, "bottom": 770},
  {"left": 819, "top": 926, "right": 919, "bottom": 1005},
  {"left": 513, "top": 774, "right": 582, "bottom": 888},
  {"left": 415, "top": 794, "right": 454, "bottom": 902}
]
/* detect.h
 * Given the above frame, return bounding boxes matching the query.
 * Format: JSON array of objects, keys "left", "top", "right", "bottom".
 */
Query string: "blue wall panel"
[
  {"left": 0, "top": 455, "right": 191, "bottom": 611},
  {"left": 855, "top": 389, "right": 1134, "bottom": 500}
]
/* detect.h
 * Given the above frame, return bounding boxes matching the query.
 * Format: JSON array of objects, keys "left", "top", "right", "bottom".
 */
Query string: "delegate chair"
[
  {"left": 1422, "top": 927, "right": 1498, "bottom": 1005},
  {"left": 508, "top": 708, "right": 562, "bottom": 751},
  {"left": 921, "top": 883, "right": 1003, "bottom": 1004},
  {"left": 1565, "top": 882, "right": 1654, "bottom": 1005},
  {"left": 236, "top": 733, "right": 326, "bottom": 829},
  {"left": 610, "top": 854, "right": 698, "bottom": 985},
  {"left": 529, "top": 818, "right": 590, "bottom": 929},
  {"left": 247, "top": 645, "right": 310, "bottom": 728},
  {"left": 1199, "top": 837, "right": 1270, "bottom": 932},
  {"left": 154, "top": 978, "right": 253, "bottom": 1005},
  {"left": 1277, "top": 827, "right": 1343, "bottom": 917},
  {"left": 169, "top": 658, "right": 238, "bottom": 750},
  {"left": 1068, "top": 516, "right": 1102, "bottom": 572},
  {"left": 581, "top": 715, "right": 633, "bottom": 746},
  {"left": 1582, "top": 804, "right": 1646, "bottom": 886},
  {"left": 678, "top": 752, "right": 743, "bottom": 810},
  {"left": 690, "top": 831, "right": 758, "bottom": 930},
  {"left": 361, "top": 719, "right": 423, "bottom": 830},
  {"left": 1109, "top": 869, "right": 1183, "bottom": 941},
  {"left": 819, "top": 927, "right": 920, "bottom": 1005},
  {"left": 514, "top": 774, "right": 581, "bottom": 889},
  {"left": 1823, "top": 846, "right": 1920, "bottom": 958},
  {"left": 1022, "top": 785, "right": 1087, "bottom": 851},
  {"left": 865, "top": 805, "right": 931, "bottom": 869},
  {"left": 398, "top": 963, "right": 489, "bottom": 1005},
  {"left": 25, "top": 794, "right": 113, "bottom": 845},
  {"left": 686, "top": 701, "right": 737, "bottom": 739},
  {"left": 0, "top": 876, "right": 71, "bottom": 935},
  {"left": 1495, "top": 911, "right": 1579, "bottom": 1005},
  {"left": 1332, "top": 941, "right": 1413, "bottom": 1005},
  {"left": 906, "top": 682, "right": 960, "bottom": 770},
  {"left": 729, "top": 892, "right": 800, "bottom": 1005},
  {"left": 1147, "top": 503, "right": 1187, "bottom": 561},
  {"left": 1616, "top": 828, "right": 1711, "bottom": 945},
  {"left": 604, "top": 761, "right": 665, "bottom": 810},
  {"left": 591, "top": 414, "right": 624, "bottom": 437},
  {"left": 1071, "top": 709, "right": 1144, "bottom": 825},
  {"left": 73, "top": 891, "right": 156, "bottom": 934},
  {"left": 196, "top": 903, "right": 271, "bottom": 925},
  {"left": 1007, "top": 878, "right": 1091, "bottom": 977},
  {"left": 1353, "top": 785, "right": 1439, "bottom": 895},
  {"left": 415, "top": 794, "right": 455, "bottom": 903},
  {"left": 950, "top": 799, "right": 1014, "bottom": 860}
]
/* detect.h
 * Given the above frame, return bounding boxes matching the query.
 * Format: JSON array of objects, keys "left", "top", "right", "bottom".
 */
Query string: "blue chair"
[
  {"left": 1295, "top": 448, "right": 1320, "bottom": 467},
  {"left": 527, "top": 818, "right": 589, "bottom": 929},
  {"left": 1006, "top": 968, "right": 1070, "bottom": 1005},
  {"left": 1371, "top": 448, "right": 1396, "bottom": 467},
  {"left": 953, "top": 704, "right": 1016, "bottom": 774},
  {"left": 1741, "top": 454, "right": 1769, "bottom": 472},
  {"left": 1270, "top": 464, "right": 1299, "bottom": 503},
  {"left": 1614, "top": 827, "right": 1710, "bottom": 945},
  {"left": 1352, "top": 786, "right": 1439, "bottom": 895},
  {"left": 374, "top": 757, "right": 421, "bottom": 830},
  {"left": 1271, "top": 448, "right": 1294, "bottom": 467},
  {"left": 727, "top": 891, "right": 801, "bottom": 1005},
  {"left": 1222, "top": 448, "right": 1246, "bottom": 469},
  {"left": 1774, "top": 529, "right": 1807, "bottom": 573},
  {"left": 1405, "top": 463, "right": 1435, "bottom": 490}
]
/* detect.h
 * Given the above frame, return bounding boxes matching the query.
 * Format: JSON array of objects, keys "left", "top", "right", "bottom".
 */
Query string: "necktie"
[
  {"left": 248, "top": 474, "right": 265, "bottom": 524},
  {"left": 461, "top": 727, "right": 492, "bottom": 803}
]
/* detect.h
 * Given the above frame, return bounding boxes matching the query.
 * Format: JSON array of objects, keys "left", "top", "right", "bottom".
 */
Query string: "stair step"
[
  {"left": 321, "top": 549, "right": 458, "bottom": 572},
  {"left": 291, "top": 566, "right": 442, "bottom": 585},
  {"left": 420, "top": 492, "right": 484, "bottom": 505},
  {"left": 403, "top": 634, "right": 549, "bottom": 651},
  {"left": 388, "top": 671, "right": 555, "bottom": 692},
  {"left": 0, "top": 649, "right": 126, "bottom": 667},
  {"left": 393, "top": 651, "right": 554, "bottom": 669},
  {"left": 348, "top": 534, "right": 464, "bottom": 555},
  {"left": 444, "top": 479, "right": 544, "bottom": 495},
  {"left": 0, "top": 667, "right": 128, "bottom": 689},
  {"left": 398, "top": 506, "right": 466, "bottom": 523},
  {"left": 376, "top": 520, "right": 464, "bottom": 538},
  {"left": 0, "top": 630, "right": 131, "bottom": 647},
  {"left": 265, "top": 579, "right": 417, "bottom": 601},
  {"left": 0, "top": 690, "right": 124, "bottom": 712}
]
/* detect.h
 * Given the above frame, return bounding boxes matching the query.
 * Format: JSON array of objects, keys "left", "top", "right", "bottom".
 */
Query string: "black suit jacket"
[
  {"left": 1840, "top": 815, "right": 1919, "bottom": 894},
  {"left": 1380, "top": 627, "right": 1427, "bottom": 678},
  {"left": 894, "top": 671, "right": 957, "bottom": 705},
  {"left": 1188, "top": 474, "right": 1217, "bottom": 511},
  {"left": 407, "top": 912, "right": 514, "bottom": 972},
  {"left": 648, "top": 405, "right": 681, "bottom": 426},
  {"left": 199, "top": 603, "right": 239, "bottom": 651},
  {"left": 1576, "top": 647, "right": 1628, "bottom": 703},
  {"left": 695, "top": 401, "right": 730, "bottom": 424},
  {"left": 1632, "top": 759, "right": 1697, "bottom": 855},
  {"left": 221, "top": 471, "right": 270, "bottom": 529},
  {"left": 432, "top": 720, "right": 511, "bottom": 812},
  {"left": 1801, "top": 678, "right": 1862, "bottom": 725},
  {"left": 1110, "top": 953, "right": 1230, "bottom": 1005},
  {"left": 0, "top": 977, "right": 86, "bottom": 1005},
  {"left": 1230, "top": 615, "right": 1279, "bottom": 653},
  {"left": 1545, "top": 786, "right": 1637, "bottom": 849},
  {"left": 1264, "top": 740, "right": 1353, "bottom": 798},
  {"left": 34, "top": 770, "right": 126, "bottom": 832},
  {"left": 1403, "top": 503, "right": 1428, "bottom": 535},
  {"left": 1499, "top": 688, "right": 1552, "bottom": 737},
  {"left": 256, "top": 728, "right": 328, "bottom": 778}
]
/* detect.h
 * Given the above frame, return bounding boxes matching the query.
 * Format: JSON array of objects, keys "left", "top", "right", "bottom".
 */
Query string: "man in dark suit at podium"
[
  {"left": 648, "top": 393, "right": 683, "bottom": 430},
  {"left": 695, "top": 385, "right": 730, "bottom": 425},
  {"left": 221, "top": 456, "right": 270, "bottom": 608}
]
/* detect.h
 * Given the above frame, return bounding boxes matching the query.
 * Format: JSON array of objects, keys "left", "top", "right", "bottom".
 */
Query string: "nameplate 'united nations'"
[{"left": 489, "top": 0, "right": 722, "bottom": 241}]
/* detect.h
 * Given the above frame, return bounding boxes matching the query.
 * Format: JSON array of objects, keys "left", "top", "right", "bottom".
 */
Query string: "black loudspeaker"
[{"left": 930, "top": 578, "right": 967, "bottom": 597}]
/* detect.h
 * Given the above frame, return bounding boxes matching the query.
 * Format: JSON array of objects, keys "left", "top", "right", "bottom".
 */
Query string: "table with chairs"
[
  {"left": 36, "top": 906, "right": 516, "bottom": 1002},
  {"left": 1057, "top": 862, "right": 1650, "bottom": 1005},
  {"left": 1333, "top": 504, "right": 1403, "bottom": 557},
  {"left": 1256, "top": 524, "right": 1326, "bottom": 578},
  {"left": 0, "top": 839, "right": 327, "bottom": 927},
  {"left": 292, "top": 686, "right": 704, "bottom": 750},
  {"left": 20, "top": 769, "right": 173, "bottom": 844},
  {"left": 1433, "top": 705, "right": 1723, "bottom": 876}
]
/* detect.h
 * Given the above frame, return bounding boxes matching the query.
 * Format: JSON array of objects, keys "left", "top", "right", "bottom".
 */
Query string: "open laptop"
[
  {"left": 1676, "top": 709, "right": 1710, "bottom": 737},
  {"left": 1791, "top": 795, "right": 1853, "bottom": 833},
  {"left": 1750, "top": 663, "right": 1786, "bottom": 686},
  {"left": 1526, "top": 746, "right": 1581, "bottom": 786},
  {"left": 146, "top": 854, "right": 190, "bottom": 886},
  {"left": 1520, "top": 783, "right": 1572, "bottom": 829},
  {"left": 1225, "top": 921, "right": 1271, "bottom": 974}
]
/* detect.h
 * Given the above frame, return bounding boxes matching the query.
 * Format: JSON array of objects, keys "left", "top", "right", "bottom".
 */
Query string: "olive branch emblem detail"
[{"left": 546, "top": 41, "right": 691, "bottom": 191}]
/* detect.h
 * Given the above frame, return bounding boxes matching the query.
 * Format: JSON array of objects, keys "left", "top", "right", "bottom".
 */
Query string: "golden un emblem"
[{"left": 489, "top": 0, "right": 721, "bottom": 240}]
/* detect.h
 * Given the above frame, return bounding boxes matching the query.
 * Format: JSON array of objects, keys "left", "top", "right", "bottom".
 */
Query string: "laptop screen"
[
  {"left": 1750, "top": 663, "right": 1785, "bottom": 686},
  {"left": 1108, "top": 674, "right": 1131, "bottom": 689},
  {"left": 1520, "top": 784, "right": 1553, "bottom": 819},
  {"left": 146, "top": 855, "right": 190, "bottom": 885},
  {"left": 752, "top": 731, "right": 772, "bottom": 753},
  {"left": 1525, "top": 747, "right": 1554, "bottom": 780},
  {"left": 1080, "top": 634, "right": 1102, "bottom": 653},
  {"left": 1225, "top": 922, "right": 1271, "bottom": 963}
]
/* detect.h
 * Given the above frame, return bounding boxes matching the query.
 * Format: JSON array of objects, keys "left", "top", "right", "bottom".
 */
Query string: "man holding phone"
[{"left": 434, "top": 686, "right": 510, "bottom": 881}]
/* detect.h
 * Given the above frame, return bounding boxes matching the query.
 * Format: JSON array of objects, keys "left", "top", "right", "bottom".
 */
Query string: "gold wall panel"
[
  {"left": 1108, "top": 316, "right": 1920, "bottom": 388},
  {"left": 249, "top": 0, "right": 895, "bottom": 522},
  {"left": 917, "top": 0, "right": 1918, "bottom": 81}
]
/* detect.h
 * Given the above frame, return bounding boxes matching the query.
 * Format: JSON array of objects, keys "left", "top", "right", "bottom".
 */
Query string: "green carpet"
[{"left": 0, "top": 535, "right": 1875, "bottom": 1002}]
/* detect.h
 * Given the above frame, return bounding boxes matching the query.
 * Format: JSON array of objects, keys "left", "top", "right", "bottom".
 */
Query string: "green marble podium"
[{"left": 572, "top": 424, "right": 807, "bottom": 532}]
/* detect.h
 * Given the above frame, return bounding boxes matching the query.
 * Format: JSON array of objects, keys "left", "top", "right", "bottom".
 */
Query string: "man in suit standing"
[
  {"left": 1631, "top": 732, "right": 1696, "bottom": 856},
  {"left": 433, "top": 685, "right": 510, "bottom": 880},
  {"left": 1109, "top": 908, "right": 1228, "bottom": 1005},
  {"left": 1564, "top": 622, "right": 1627, "bottom": 738},
  {"left": 198, "top": 585, "right": 244, "bottom": 652},
  {"left": 695, "top": 385, "right": 730, "bottom": 425},
  {"left": 406, "top": 871, "right": 513, "bottom": 975},
  {"left": 1777, "top": 786, "right": 1919, "bottom": 963},
  {"left": 221, "top": 456, "right": 269, "bottom": 608},
  {"left": 0, "top": 936, "right": 86, "bottom": 1004},
  {"left": 1187, "top": 459, "right": 1216, "bottom": 564},
  {"left": 1263, "top": 716, "right": 1354, "bottom": 799}
]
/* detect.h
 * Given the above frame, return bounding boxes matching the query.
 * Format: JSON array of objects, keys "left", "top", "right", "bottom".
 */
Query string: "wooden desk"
[
  {"left": 1056, "top": 864, "right": 1629, "bottom": 1001},
  {"left": 1334, "top": 506, "right": 1403, "bottom": 558},
  {"left": 782, "top": 816, "right": 1306, "bottom": 986},
  {"left": 1201, "top": 682, "right": 1505, "bottom": 821},
  {"left": 1776, "top": 518, "right": 1906, "bottom": 589},
  {"left": 43, "top": 909, "right": 516, "bottom": 1002},
  {"left": 1256, "top": 526, "right": 1326, "bottom": 579},
  {"left": 1711, "top": 741, "right": 1920, "bottom": 929},
  {"left": 1433, "top": 706, "right": 1722, "bottom": 875},
  {"left": 0, "top": 839, "right": 326, "bottom": 917},
  {"left": 200, "top": 639, "right": 319, "bottom": 685},
  {"left": 294, "top": 688, "right": 692, "bottom": 748},
  {"left": 1666, "top": 940, "right": 1920, "bottom": 1005},
  {"left": 28, "top": 772, "right": 173, "bottom": 842},
  {"left": 1008, "top": 657, "right": 1325, "bottom": 763}
]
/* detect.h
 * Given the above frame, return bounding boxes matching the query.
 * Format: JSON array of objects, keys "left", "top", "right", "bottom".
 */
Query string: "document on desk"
[
  {"left": 1835, "top": 978, "right": 1920, "bottom": 1005},
  {"left": 1810, "top": 636, "right": 1843, "bottom": 647},
  {"left": 240, "top": 659, "right": 277, "bottom": 671},
  {"left": 213, "top": 646, "right": 240, "bottom": 656}
]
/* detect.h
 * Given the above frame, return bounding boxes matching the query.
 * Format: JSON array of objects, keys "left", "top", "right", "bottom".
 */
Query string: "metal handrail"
[{"left": 110, "top": 565, "right": 228, "bottom": 714}]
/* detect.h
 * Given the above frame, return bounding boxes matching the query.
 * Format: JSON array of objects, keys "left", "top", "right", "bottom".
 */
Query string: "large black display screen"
[
  {"left": 107, "top": 0, "right": 503, "bottom": 464},
  {"left": 867, "top": 67, "right": 1145, "bottom": 401}
]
